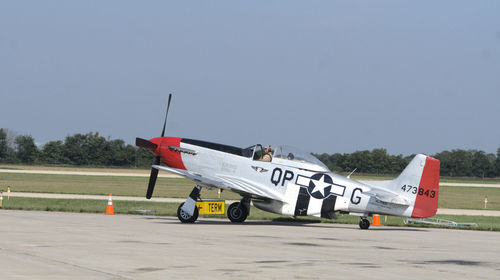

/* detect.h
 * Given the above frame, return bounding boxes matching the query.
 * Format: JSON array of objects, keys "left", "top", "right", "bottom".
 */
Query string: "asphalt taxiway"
[{"left": 1, "top": 210, "right": 499, "bottom": 279}]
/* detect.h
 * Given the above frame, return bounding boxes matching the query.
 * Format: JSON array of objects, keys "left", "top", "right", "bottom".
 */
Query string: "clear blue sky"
[{"left": 1, "top": 1, "right": 499, "bottom": 155}]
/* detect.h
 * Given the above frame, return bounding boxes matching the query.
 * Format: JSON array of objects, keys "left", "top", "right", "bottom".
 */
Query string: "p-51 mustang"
[{"left": 136, "top": 95, "right": 440, "bottom": 229}]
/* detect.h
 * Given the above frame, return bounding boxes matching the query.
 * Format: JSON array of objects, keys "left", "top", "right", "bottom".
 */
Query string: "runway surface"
[{"left": 1, "top": 210, "right": 499, "bottom": 279}]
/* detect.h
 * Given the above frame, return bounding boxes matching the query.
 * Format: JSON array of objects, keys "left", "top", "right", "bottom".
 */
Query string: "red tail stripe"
[{"left": 411, "top": 156, "right": 440, "bottom": 218}]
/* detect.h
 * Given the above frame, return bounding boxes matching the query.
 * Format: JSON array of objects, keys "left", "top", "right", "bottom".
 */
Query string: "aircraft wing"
[
  {"left": 153, "top": 165, "right": 224, "bottom": 188},
  {"left": 152, "top": 165, "right": 283, "bottom": 201}
]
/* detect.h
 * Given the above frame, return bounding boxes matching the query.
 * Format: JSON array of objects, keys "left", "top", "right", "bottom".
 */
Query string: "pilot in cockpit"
[{"left": 262, "top": 146, "right": 273, "bottom": 162}]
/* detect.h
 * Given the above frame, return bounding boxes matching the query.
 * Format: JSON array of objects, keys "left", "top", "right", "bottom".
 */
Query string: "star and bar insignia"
[{"left": 296, "top": 173, "right": 346, "bottom": 199}]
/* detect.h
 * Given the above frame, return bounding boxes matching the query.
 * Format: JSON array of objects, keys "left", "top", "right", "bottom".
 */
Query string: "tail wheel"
[
  {"left": 359, "top": 218, "right": 370, "bottom": 230},
  {"left": 177, "top": 202, "right": 199, "bottom": 223},
  {"left": 228, "top": 202, "right": 248, "bottom": 223}
]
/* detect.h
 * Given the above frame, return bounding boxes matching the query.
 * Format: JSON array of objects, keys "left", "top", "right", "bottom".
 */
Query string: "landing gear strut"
[
  {"left": 359, "top": 218, "right": 370, "bottom": 230},
  {"left": 228, "top": 198, "right": 250, "bottom": 223}
]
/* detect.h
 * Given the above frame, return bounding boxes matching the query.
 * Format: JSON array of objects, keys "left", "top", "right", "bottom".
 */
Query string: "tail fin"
[{"left": 395, "top": 154, "right": 440, "bottom": 218}]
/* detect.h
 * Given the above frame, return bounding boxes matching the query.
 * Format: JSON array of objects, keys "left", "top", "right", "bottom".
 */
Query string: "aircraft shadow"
[{"left": 142, "top": 216, "right": 428, "bottom": 231}]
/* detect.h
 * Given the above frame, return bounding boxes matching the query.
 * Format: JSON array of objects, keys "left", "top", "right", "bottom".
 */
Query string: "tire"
[
  {"left": 228, "top": 202, "right": 248, "bottom": 223},
  {"left": 177, "top": 202, "right": 199, "bottom": 223},
  {"left": 359, "top": 218, "right": 370, "bottom": 230}
]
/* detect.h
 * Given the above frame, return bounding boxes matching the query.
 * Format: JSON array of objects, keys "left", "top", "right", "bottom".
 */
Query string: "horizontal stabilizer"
[{"left": 364, "top": 190, "right": 411, "bottom": 206}]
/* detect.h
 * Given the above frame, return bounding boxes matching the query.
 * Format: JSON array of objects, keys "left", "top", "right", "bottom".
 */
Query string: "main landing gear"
[
  {"left": 227, "top": 198, "right": 250, "bottom": 223},
  {"left": 359, "top": 218, "right": 370, "bottom": 230}
]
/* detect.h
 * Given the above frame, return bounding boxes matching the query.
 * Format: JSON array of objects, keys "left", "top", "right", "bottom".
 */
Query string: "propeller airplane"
[{"left": 136, "top": 94, "right": 440, "bottom": 229}]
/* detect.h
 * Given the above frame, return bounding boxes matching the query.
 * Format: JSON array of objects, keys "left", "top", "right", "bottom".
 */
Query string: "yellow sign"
[{"left": 196, "top": 200, "right": 225, "bottom": 215}]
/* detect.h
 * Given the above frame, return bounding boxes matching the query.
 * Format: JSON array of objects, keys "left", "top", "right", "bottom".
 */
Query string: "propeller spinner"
[{"left": 136, "top": 93, "right": 173, "bottom": 199}]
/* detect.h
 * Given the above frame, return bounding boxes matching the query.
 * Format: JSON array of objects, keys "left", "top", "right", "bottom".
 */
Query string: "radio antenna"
[{"left": 347, "top": 168, "right": 357, "bottom": 179}]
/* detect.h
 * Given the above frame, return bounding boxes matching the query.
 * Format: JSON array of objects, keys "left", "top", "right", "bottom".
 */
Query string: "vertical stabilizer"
[{"left": 392, "top": 154, "right": 440, "bottom": 218}]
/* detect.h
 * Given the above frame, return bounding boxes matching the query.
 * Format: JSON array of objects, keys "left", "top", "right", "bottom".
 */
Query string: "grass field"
[
  {"left": 347, "top": 173, "right": 500, "bottom": 184},
  {"left": 3, "top": 164, "right": 500, "bottom": 183},
  {"left": 1, "top": 172, "right": 499, "bottom": 210},
  {"left": 0, "top": 172, "right": 241, "bottom": 200},
  {"left": 1, "top": 197, "right": 497, "bottom": 231},
  {"left": 1, "top": 168, "right": 500, "bottom": 231},
  {"left": 439, "top": 186, "right": 500, "bottom": 210}
]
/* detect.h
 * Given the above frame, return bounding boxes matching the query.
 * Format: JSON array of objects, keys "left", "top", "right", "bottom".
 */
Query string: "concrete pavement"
[{"left": 1, "top": 210, "right": 499, "bottom": 279}]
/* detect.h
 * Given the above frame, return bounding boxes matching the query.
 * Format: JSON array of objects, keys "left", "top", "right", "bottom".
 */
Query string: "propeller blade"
[
  {"left": 146, "top": 156, "right": 161, "bottom": 199},
  {"left": 144, "top": 95, "right": 172, "bottom": 199},
  {"left": 160, "top": 94, "right": 172, "bottom": 137},
  {"left": 135, "top": 137, "right": 158, "bottom": 149}
]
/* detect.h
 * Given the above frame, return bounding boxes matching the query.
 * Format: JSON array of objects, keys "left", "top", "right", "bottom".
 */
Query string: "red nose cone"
[
  {"left": 149, "top": 137, "right": 163, "bottom": 154},
  {"left": 148, "top": 137, "right": 186, "bottom": 170}
]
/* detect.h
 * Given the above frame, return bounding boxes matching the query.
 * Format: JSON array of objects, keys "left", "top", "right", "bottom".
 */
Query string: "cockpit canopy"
[
  {"left": 273, "top": 145, "right": 330, "bottom": 172},
  {"left": 243, "top": 144, "right": 330, "bottom": 172}
]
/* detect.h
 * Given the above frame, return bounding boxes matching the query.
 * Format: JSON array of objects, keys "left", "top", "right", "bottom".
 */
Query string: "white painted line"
[
  {"left": 436, "top": 208, "right": 500, "bottom": 217},
  {"left": 439, "top": 182, "right": 500, "bottom": 188}
]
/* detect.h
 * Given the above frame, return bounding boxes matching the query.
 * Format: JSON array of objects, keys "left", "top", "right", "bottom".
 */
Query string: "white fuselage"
[{"left": 178, "top": 142, "right": 415, "bottom": 219}]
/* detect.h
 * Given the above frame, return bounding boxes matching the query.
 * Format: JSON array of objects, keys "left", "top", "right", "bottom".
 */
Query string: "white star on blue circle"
[{"left": 307, "top": 173, "right": 333, "bottom": 199}]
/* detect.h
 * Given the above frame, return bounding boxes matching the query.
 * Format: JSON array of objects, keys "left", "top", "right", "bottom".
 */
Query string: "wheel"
[
  {"left": 177, "top": 202, "right": 199, "bottom": 223},
  {"left": 228, "top": 202, "right": 248, "bottom": 223},
  {"left": 359, "top": 218, "right": 370, "bottom": 230}
]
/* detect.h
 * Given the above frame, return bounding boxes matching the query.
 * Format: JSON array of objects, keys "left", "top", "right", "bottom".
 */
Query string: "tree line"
[
  {"left": 315, "top": 148, "right": 500, "bottom": 178},
  {"left": 0, "top": 129, "right": 154, "bottom": 168},
  {"left": 1, "top": 128, "right": 499, "bottom": 177}
]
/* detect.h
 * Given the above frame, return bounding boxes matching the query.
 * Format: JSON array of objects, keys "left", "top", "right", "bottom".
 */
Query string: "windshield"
[{"left": 273, "top": 145, "right": 330, "bottom": 171}]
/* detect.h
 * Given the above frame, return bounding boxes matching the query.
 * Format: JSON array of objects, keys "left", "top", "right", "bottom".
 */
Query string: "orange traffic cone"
[
  {"left": 371, "top": 214, "right": 383, "bottom": 226},
  {"left": 105, "top": 194, "right": 115, "bottom": 215}
]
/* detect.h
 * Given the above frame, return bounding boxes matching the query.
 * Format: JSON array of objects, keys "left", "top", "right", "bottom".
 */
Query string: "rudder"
[{"left": 411, "top": 156, "right": 440, "bottom": 218}]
